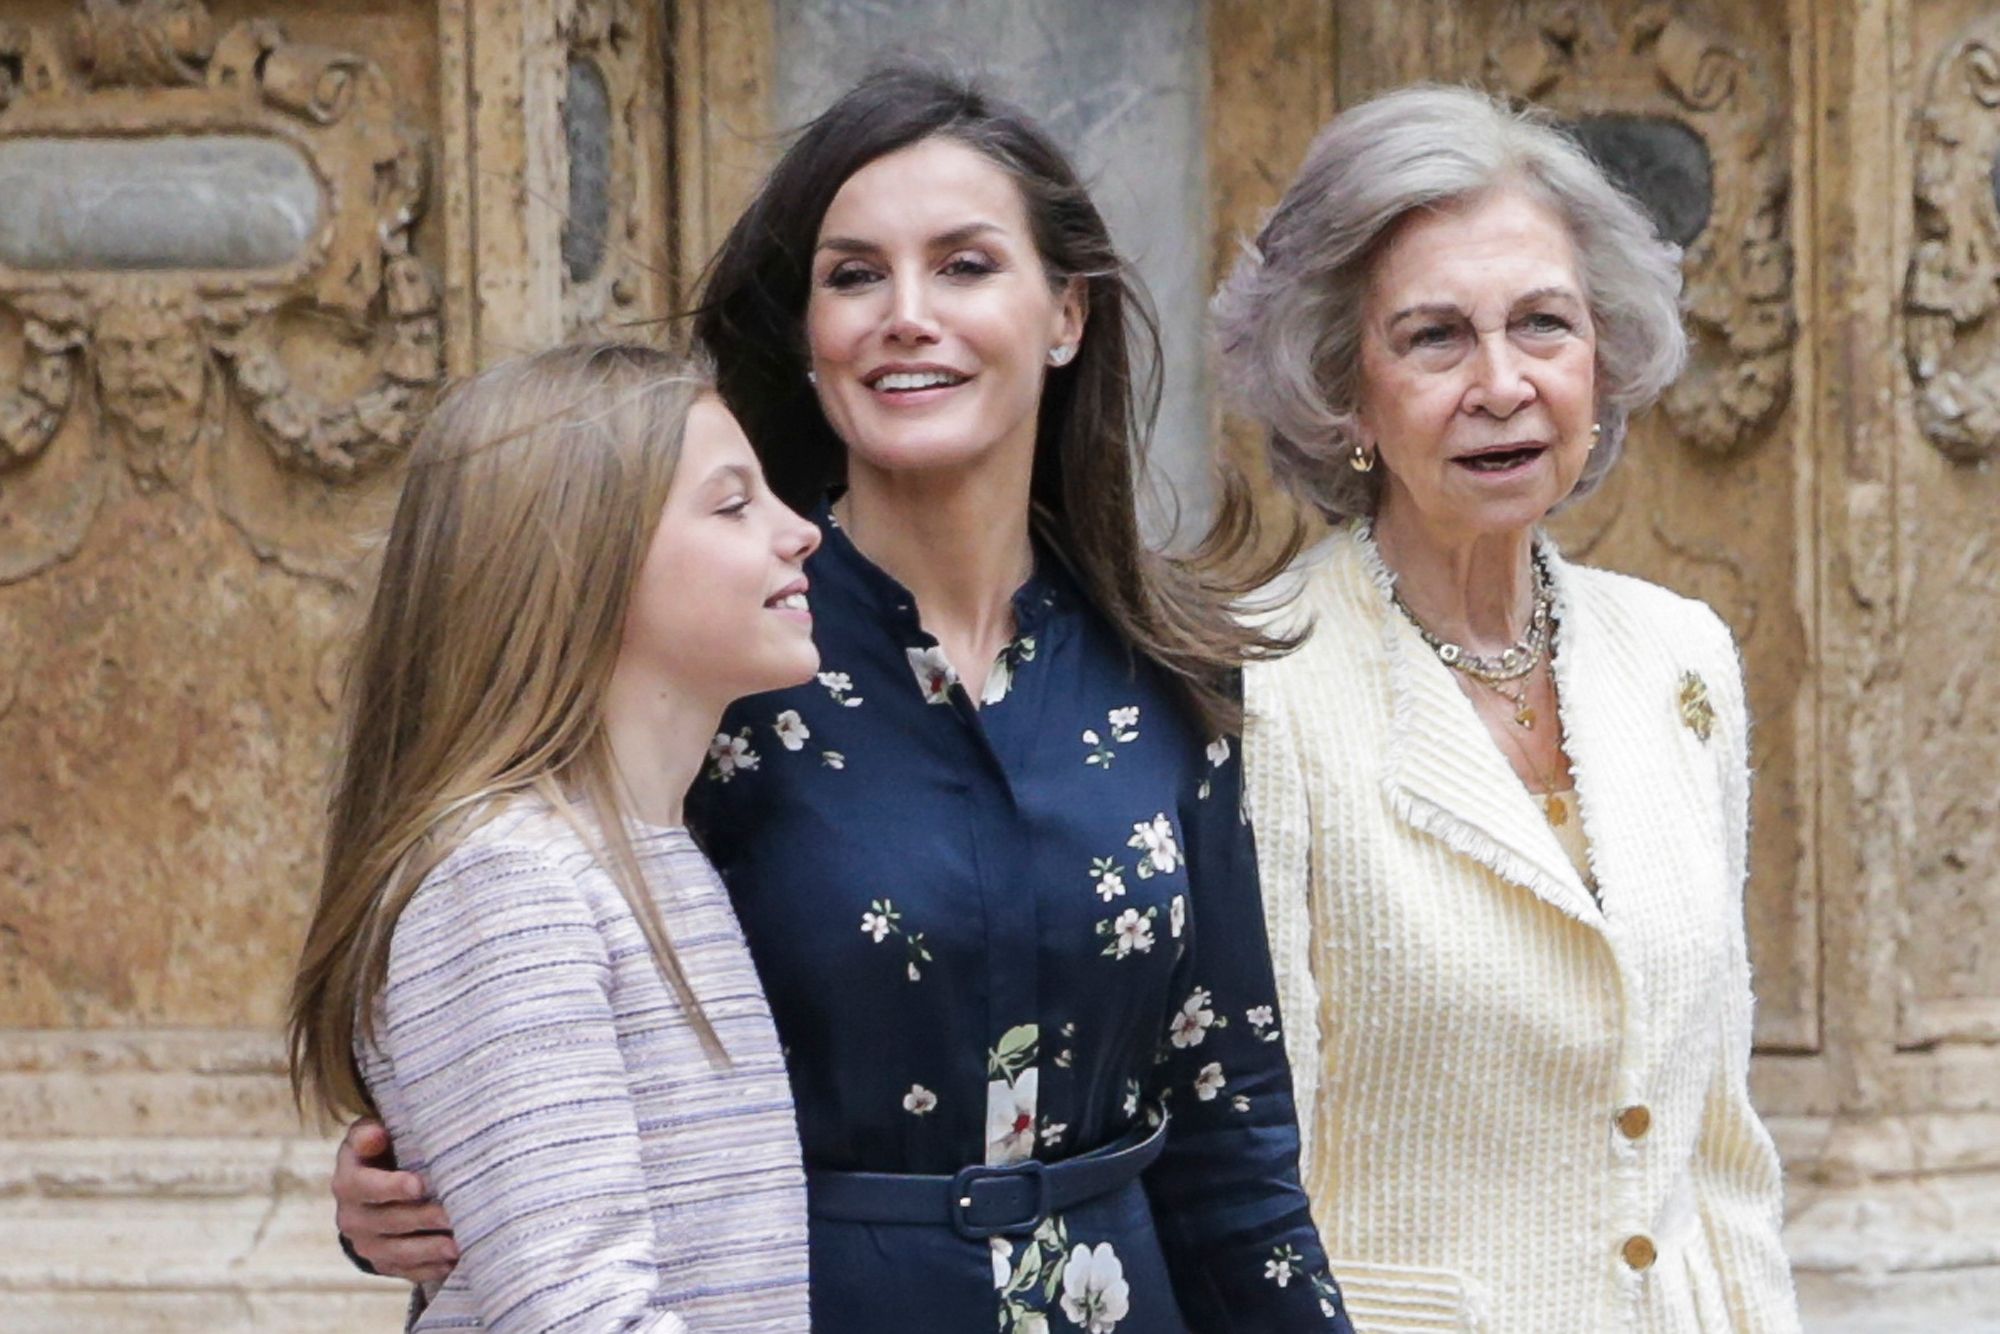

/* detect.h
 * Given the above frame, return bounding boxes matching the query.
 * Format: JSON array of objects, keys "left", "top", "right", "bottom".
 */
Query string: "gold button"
[
  {"left": 1616, "top": 1105, "right": 1652, "bottom": 1140},
  {"left": 1622, "top": 1235, "right": 1657, "bottom": 1270}
]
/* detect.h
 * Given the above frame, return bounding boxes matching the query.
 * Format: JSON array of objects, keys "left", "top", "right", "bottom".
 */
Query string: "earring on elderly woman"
[
  {"left": 1589, "top": 422, "right": 1601, "bottom": 449},
  {"left": 1046, "top": 344, "right": 1076, "bottom": 367},
  {"left": 1349, "top": 440, "right": 1375, "bottom": 473}
]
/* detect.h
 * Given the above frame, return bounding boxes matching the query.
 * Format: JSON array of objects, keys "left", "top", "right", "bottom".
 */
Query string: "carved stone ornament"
[
  {"left": 1484, "top": 1, "right": 1796, "bottom": 455},
  {"left": 0, "top": 0, "right": 441, "bottom": 578},
  {"left": 1904, "top": 12, "right": 2000, "bottom": 465},
  {"left": 560, "top": 0, "right": 655, "bottom": 336}
]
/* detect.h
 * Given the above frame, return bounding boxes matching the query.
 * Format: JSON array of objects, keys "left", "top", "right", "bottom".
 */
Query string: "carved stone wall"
[{"left": 0, "top": 0, "right": 675, "bottom": 1326}]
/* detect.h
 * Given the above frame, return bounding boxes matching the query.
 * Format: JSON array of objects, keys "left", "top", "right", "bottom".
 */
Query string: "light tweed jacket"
[{"left": 1244, "top": 523, "right": 1800, "bottom": 1334}]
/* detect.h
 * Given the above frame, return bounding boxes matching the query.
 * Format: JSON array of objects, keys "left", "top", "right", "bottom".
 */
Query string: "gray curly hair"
[{"left": 1212, "top": 84, "right": 1687, "bottom": 522}]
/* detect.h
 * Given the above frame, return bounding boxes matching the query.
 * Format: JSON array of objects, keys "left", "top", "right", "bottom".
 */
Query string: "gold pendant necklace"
[{"left": 1489, "top": 677, "right": 1537, "bottom": 730}]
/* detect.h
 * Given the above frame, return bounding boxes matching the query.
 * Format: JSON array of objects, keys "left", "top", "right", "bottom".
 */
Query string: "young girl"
[{"left": 288, "top": 343, "right": 819, "bottom": 1331}]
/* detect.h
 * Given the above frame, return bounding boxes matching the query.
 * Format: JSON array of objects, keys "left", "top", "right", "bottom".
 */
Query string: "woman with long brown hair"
[
  {"left": 332, "top": 68, "right": 1349, "bottom": 1334},
  {"left": 289, "top": 343, "right": 821, "bottom": 1330}
]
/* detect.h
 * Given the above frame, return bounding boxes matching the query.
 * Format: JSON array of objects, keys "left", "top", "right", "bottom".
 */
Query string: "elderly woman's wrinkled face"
[{"left": 1356, "top": 187, "right": 1597, "bottom": 541}]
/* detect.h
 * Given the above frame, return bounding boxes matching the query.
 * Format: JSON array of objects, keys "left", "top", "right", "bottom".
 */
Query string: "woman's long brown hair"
[
  {"left": 692, "top": 64, "right": 1301, "bottom": 737},
  {"left": 288, "top": 343, "right": 722, "bottom": 1121}
]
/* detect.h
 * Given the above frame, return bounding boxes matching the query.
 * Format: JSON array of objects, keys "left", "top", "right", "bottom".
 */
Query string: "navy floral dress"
[{"left": 689, "top": 507, "right": 1349, "bottom": 1333}]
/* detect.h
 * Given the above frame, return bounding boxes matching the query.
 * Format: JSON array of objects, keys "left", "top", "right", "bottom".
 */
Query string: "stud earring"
[
  {"left": 1349, "top": 440, "right": 1376, "bottom": 473},
  {"left": 1589, "top": 422, "right": 1602, "bottom": 449},
  {"left": 806, "top": 369, "right": 817, "bottom": 387},
  {"left": 1046, "top": 344, "right": 1076, "bottom": 367}
]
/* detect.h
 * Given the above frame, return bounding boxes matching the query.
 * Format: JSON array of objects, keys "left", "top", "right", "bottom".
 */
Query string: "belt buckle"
[{"left": 948, "top": 1160, "right": 1050, "bottom": 1240}]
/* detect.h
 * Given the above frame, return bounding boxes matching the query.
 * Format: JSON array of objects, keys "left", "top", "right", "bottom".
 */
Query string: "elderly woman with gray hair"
[{"left": 1214, "top": 86, "right": 1801, "bottom": 1332}]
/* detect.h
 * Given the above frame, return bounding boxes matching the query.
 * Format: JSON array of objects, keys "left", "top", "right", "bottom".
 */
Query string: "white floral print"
[
  {"left": 817, "top": 670, "right": 864, "bottom": 707},
  {"left": 986, "top": 1066, "right": 1040, "bottom": 1165},
  {"left": 998, "top": 1216, "right": 1070, "bottom": 1333},
  {"left": 992, "top": 1237, "right": 1013, "bottom": 1290},
  {"left": 985, "top": 1024, "right": 1040, "bottom": 1165},
  {"left": 906, "top": 645, "right": 958, "bottom": 704},
  {"left": 860, "top": 900, "right": 898, "bottom": 943},
  {"left": 978, "top": 633, "right": 1037, "bottom": 706},
  {"left": 1039, "top": 1117, "right": 1068, "bottom": 1147},
  {"left": 902, "top": 1083, "right": 937, "bottom": 1115},
  {"left": 1128, "top": 813, "right": 1181, "bottom": 878},
  {"left": 1169, "top": 894, "right": 1186, "bottom": 939},
  {"left": 1246, "top": 1003, "right": 1282, "bottom": 1043},
  {"left": 1059, "top": 1242, "right": 1131, "bottom": 1332},
  {"left": 1206, "top": 735, "right": 1231, "bottom": 768},
  {"left": 983, "top": 655, "right": 1016, "bottom": 706},
  {"left": 1121, "top": 1079, "right": 1141, "bottom": 1120},
  {"left": 1170, "top": 987, "right": 1217, "bottom": 1049},
  {"left": 1082, "top": 705, "right": 1139, "bottom": 767},
  {"left": 1194, "top": 1061, "right": 1225, "bottom": 1102},
  {"left": 1089, "top": 856, "right": 1126, "bottom": 901},
  {"left": 1105, "top": 907, "right": 1155, "bottom": 958},
  {"left": 1232, "top": 1093, "right": 1252, "bottom": 1113},
  {"left": 1107, "top": 706, "right": 1139, "bottom": 742},
  {"left": 859, "top": 898, "right": 931, "bottom": 979},
  {"left": 1265, "top": 1246, "right": 1298, "bottom": 1288},
  {"left": 981, "top": 655, "right": 1016, "bottom": 706},
  {"left": 705, "top": 729, "right": 760, "bottom": 781},
  {"left": 772, "top": 709, "right": 810, "bottom": 751}
]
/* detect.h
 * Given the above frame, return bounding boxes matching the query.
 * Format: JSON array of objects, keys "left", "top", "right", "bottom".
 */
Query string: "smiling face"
[
  {"left": 616, "top": 396, "right": 822, "bottom": 714},
  {"left": 1356, "top": 186, "right": 1599, "bottom": 542},
  {"left": 804, "top": 135, "right": 1084, "bottom": 489}
]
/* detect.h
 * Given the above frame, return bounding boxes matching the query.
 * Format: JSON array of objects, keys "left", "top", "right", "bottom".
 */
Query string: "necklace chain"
[
  {"left": 1381, "top": 544, "right": 1571, "bottom": 826},
  {"left": 1390, "top": 553, "right": 1556, "bottom": 685}
]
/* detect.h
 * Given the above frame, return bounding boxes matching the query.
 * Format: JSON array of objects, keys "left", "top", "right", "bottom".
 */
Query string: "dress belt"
[{"left": 806, "top": 1112, "right": 1170, "bottom": 1241}]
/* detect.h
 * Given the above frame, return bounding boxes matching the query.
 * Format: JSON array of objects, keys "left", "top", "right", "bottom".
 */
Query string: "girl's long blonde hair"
[{"left": 289, "top": 342, "right": 721, "bottom": 1120}]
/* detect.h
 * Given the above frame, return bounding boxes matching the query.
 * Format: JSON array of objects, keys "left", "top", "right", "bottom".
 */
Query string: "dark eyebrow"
[
  {"left": 1386, "top": 286, "right": 1584, "bottom": 325},
  {"left": 815, "top": 221, "right": 1006, "bottom": 257},
  {"left": 1512, "top": 285, "right": 1583, "bottom": 308},
  {"left": 1386, "top": 302, "right": 1464, "bottom": 325}
]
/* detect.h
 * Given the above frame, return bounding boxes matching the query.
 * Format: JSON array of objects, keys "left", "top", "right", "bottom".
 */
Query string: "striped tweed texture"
[
  {"left": 358, "top": 802, "right": 809, "bottom": 1332},
  {"left": 1243, "top": 524, "right": 1800, "bottom": 1334}
]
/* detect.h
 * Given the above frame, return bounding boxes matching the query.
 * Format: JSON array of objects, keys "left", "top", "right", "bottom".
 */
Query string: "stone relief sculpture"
[
  {"left": 1484, "top": 1, "right": 1796, "bottom": 455},
  {"left": 1905, "top": 11, "right": 2000, "bottom": 466},
  {"left": 0, "top": 0, "right": 441, "bottom": 580},
  {"left": 560, "top": 0, "right": 661, "bottom": 338}
]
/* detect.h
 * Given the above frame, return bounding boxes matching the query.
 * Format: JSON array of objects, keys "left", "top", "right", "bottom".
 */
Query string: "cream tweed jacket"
[{"left": 1244, "top": 523, "right": 1799, "bottom": 1334}]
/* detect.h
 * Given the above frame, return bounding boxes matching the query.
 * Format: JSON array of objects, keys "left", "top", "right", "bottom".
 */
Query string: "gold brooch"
[{"left": 1678, "top": 671, "right": 1715, "bottom": 742}]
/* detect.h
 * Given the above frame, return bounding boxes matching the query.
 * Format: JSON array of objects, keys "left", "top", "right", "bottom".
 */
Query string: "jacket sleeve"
[
  {"left": 1143, "top": 728, "right": 1353, "bottom": 1333},
  {"left": 1241, "top": 668, "right": 1324, "bottom": 1183},
  {"left": 371, "top": 841, "right": 687, "bottom": 1334},
  {"left": 1690, "top": 623, "right": 1803, "bottom": 1333}
]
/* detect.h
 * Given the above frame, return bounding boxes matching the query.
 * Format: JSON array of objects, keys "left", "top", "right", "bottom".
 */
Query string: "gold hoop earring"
[{"left": 1349, "top": 440, "right": 1376, "bottom": 473}]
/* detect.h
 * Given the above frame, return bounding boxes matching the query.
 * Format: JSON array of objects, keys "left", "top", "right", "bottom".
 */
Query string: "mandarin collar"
[{"left": 808, "top": 497, "right": 1069, "bottom": 640}]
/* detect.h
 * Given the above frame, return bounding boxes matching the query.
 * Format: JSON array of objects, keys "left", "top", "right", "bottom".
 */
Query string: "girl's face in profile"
[
  {"left": 804, "top": 136, "right": 1084, "bottom": 489},
  {"left": 617, "top": 397, "right": 822, "bottom": 711}
]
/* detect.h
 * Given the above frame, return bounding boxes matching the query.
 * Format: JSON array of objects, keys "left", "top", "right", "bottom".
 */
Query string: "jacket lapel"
[{"left": 1343, "top": 532, "right": 1604, "bottom": 924}]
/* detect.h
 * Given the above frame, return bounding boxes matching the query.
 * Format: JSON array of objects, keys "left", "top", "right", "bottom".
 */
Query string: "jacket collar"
[{"left": 1341, "top": 525, "right": 1606, "bottom": 924}]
